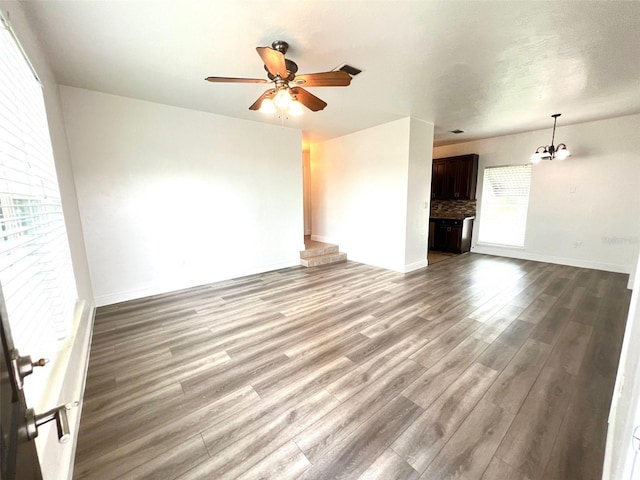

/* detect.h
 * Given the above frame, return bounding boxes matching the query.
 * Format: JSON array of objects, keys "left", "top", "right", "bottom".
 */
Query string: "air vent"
[
  {"left": 338, "top": 64, "right": 362, "bottom": 76},
  {"left": 450, "top": 129, "right": 465, "bottom": 134}
]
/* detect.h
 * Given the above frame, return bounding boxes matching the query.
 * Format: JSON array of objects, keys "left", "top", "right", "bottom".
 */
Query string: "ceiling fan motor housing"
[
  {"left": 265, "top": 59, "right": 298, "bottom": 81},
  {"left": 271, "top": 40, "right": 289, "bottom": 54}
]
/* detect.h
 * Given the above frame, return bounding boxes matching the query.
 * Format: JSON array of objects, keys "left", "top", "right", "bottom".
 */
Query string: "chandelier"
[{"left": 530, "top": 113, "right": 571, "bottom": 162}]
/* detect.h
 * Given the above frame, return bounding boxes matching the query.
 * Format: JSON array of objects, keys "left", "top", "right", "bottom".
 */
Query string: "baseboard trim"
[
  {"left": 345, "top": 253, "right": 426, "bottom": 275},
  {"left": 310, "top": 234, "right": 338, "bottom": 245},
  {"left": 403, "top": 259, "right": 428, "bottom": 273},
  {"left": 471, "top": 245, "right": 630, "bottom": 274},
  {"left": 94, "top": 260, "right": 301, "bottom": 306}
]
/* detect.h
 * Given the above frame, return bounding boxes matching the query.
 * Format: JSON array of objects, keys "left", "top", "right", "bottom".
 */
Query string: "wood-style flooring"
[
  {"left": 74, "top": 254, "right": 631, "bottom": 480},
  {"left": 427, "top": 250, "right": 459, "bottom": 265}
]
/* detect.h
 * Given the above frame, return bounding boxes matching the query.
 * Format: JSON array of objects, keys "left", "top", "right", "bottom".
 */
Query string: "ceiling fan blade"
[
  {"left": 205, "top": 76, "right": 269, "bottom": 84},
  {"left": 291, "top": 87, "right": 327, "bottom": 112},
  {"left": 256, "top": 47, "right": 287, "bottom": 77},
  {"left": 249, "top": 89, "right": 276, "bottom": 111},
  {"left": 292, "top": 71, "right": 352, "bottom": 87}
]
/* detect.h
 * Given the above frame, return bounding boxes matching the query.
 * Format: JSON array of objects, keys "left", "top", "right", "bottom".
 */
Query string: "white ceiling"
[{"left": 19, "top": 0, "right": 640, "bottom": 147}]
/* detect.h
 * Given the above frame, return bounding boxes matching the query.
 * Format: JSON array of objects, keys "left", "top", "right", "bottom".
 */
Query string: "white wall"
[
  {"left": 434, "top": 114, "right": 640, "bottom": 274},
  {"left": 60, "top": 86, "right": 303, "bottom": 306},
  {"left": 604, "top": 250, "right": 640, "bottom": 480},
  {"left": 311, "top": 117, "right": 433, "bottom": 272},
  {"left": 302, "top": 149, "right": 311, "bottom": 235},
  {"left": 1, "top": 2, "right": 94, "bottom": 479},
  {"left": 405, "top": 119, "right": 434, "bottom": 269}
]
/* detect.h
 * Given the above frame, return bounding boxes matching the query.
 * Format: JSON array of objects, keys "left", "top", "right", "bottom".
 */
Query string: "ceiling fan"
[{"left": 205, "top": 40, "right": 352, "bottom": 114}]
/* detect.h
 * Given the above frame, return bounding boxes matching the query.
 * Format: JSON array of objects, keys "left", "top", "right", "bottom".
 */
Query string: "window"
[
  {"left": 478, "top": 165, "right": 532, "bottom": 247},
  {"left": 0, "top": 14, "right": 77, "bottom": 399}
]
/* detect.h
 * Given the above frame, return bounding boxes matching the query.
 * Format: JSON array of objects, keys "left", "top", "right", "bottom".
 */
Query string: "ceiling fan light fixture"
[
  {"left": 259, "top": 97, "right": 276, "bottom": 114},
  {"left": 288, "top": 99, "right": 303, "bottom": 116},
  {"left": 274, "top": 88, "right": 293, "bottom": 109}
]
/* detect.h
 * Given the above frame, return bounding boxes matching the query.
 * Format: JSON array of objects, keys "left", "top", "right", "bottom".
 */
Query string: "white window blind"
[
  {"left": 478, "top": 165, "right": 532, "bottom": 247},
  {"left": 0, "top": 17, "right": 77, "bottom": 367}
]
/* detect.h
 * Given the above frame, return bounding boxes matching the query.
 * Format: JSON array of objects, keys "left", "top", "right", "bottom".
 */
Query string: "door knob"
[
  {"left": 10, "top": 348, "right": 48, "bottom": 390},
  {"left": 23, "top": 402, "right": 79, "bottom": 444}
]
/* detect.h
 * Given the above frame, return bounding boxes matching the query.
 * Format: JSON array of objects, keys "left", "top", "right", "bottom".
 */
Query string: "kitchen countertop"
[{"left": 430, "top": 215, "right": 475, "bottom": 221}]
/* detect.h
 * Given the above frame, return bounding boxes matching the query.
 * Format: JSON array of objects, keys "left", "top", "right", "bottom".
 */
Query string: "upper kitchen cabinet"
[{"left": 431, "top": 154, "right": 479, "bottom": 200}]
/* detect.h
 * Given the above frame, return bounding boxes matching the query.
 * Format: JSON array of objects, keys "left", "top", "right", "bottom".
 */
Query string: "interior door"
[{"left": 1, "top": 284, "right": 43, "bottom": 480}]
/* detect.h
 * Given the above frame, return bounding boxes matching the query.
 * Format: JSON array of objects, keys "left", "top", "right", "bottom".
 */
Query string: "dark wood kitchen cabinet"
[
  {"left": 431, "top": 154, "right": 479, "bottom": 200},
  {"left": 431, "top": 159, "right": 448, "bottom": 199},
  {"left": 431, "top": 217, "right": 474, "bottom": 253},
  {"left": 434, "top": 223, "right": 461, "bottom": 251}
]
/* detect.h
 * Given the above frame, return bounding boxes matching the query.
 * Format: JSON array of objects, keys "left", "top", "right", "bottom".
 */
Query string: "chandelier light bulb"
[{"left": 555, "top": 145, "right": 571, "bottom": 160}]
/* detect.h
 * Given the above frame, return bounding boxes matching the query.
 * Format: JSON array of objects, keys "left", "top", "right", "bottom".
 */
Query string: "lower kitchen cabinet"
[
  {"left": 430, "top": 217, "right": 474, "bottom": 253},
  {"left": 434, "top": 224, "right": 462, "bottom": 252}
]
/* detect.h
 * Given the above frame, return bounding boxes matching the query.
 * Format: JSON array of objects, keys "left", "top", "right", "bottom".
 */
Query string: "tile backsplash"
[{"left": 430, "top": 199, "right": 477, "bottom": 218}]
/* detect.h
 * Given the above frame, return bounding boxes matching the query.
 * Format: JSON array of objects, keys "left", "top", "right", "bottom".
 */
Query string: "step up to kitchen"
[{"left": 300, "top": 241, "right": 347, "bottom": 267}]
